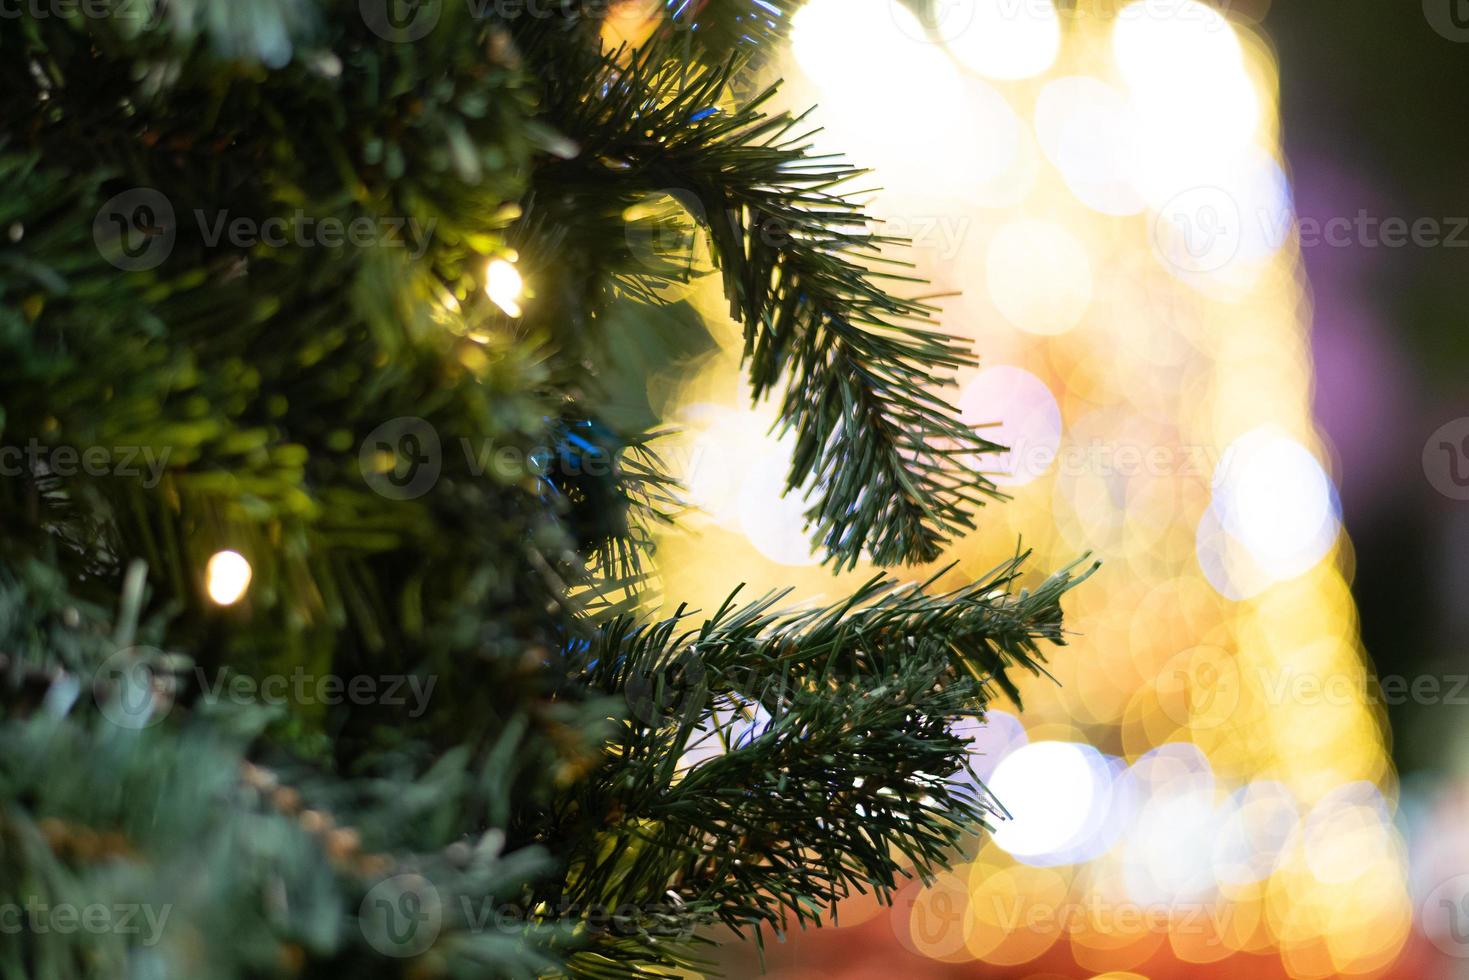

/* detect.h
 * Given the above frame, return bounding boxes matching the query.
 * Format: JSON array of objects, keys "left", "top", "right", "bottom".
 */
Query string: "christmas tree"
[{"left": 0, "top": 3, "right": 1091, "bottom": 976}]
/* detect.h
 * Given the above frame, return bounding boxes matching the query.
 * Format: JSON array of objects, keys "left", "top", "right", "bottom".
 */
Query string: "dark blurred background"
[{"left": 1271, "top": 0, "right": 1469, "bottom": 778}]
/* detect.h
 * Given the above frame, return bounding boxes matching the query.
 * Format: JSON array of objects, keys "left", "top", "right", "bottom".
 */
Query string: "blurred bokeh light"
[{"left": 642, "top": 0, "right": 1435, "bottom": 975}]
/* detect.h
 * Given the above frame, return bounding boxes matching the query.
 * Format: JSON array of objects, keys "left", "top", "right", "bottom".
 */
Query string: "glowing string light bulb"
[
  {"left": 206, "top": 550, "right": 253, "bottom": 606},
  {"left": 485, "top": 257, "right": 524, "bottom": 317}
]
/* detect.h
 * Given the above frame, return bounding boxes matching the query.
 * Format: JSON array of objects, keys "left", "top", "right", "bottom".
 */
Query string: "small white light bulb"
[
  {"left": 206, "top": 550, "right": 253, "bottom": 606},
  {"left": 485, "top": 258, "right": 524, "bottom": 318}
]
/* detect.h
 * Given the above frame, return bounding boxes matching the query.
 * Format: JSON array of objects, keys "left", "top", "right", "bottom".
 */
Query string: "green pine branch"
[
  {"left": 542, "top": 553, "right": 1095, "bottom": 967},
  {"left": 521, "top": 36, "right": 1006, "bottom": 569},
  {"left": 652, "top": 0, "right": 804, "bottom": 68}
]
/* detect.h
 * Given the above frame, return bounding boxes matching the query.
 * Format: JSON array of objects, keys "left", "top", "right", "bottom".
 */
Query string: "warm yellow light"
[
  {"left": 1034, "top": 76, "right": 1145, "bottom": 216},
  {"left": 947, "top": 0, "right": 1062, "bottom": 81},
  {"left": 664, "top": 2, "right": 1407, "bottom": 964},
  {"left": 1113, "top": 0, "right": 1259, "bottom": 203},
  {"left": 956, "top": 366, "right": 1062, "bottom": 486},
  {"left": 206, "top": 550, "right": 252, "bottom": 606},
  {"left": 671, "top": 403, "right": 818, "bottom": 567},
  {"left": 485, "top": 258, "right": 523, "bottom": 318},
  {"left": 987, "top": 741, "right": 1108, "bottom": 861},
  {"left": 599, "top": 0, "right": 660, "bottom": 53},
  {"left": 1207, "top": 426, "right": 1340, "bottom": 586},
  {"left": 791, "top": 0, "right": 906, "bottom": 93},
  {"left": 985, "top": 220, "right": 1093, "bottom": 335},
  {"left": 790, "top": 0, "right": 979, "bottom": 202}
]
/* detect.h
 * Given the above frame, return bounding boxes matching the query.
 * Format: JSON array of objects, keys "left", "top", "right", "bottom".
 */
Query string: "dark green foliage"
[
  {"left": 0, "top": 3, "right": 1091, "bottom": 977},
  {"left": 559, "top": 556, "right": 1090, "bottom": 960}
]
